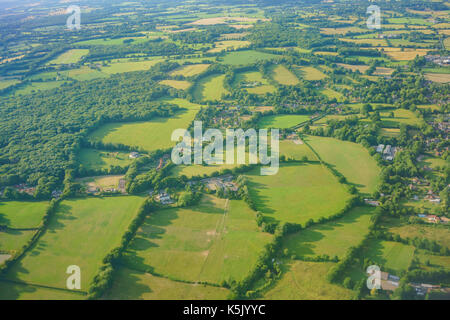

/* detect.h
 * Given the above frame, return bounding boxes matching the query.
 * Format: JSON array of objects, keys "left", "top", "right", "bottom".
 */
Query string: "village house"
[
  {"left": 156, "top": 191, "right": 174, "bottom": 205},
  {"left": 129, "top": 151, "right": 141, "bottom": 159},
  {"left": 364, "top": 199, "right": 380, "bottom": 206}
]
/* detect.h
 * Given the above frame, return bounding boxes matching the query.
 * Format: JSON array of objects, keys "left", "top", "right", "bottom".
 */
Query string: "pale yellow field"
[
  {"left": 160, "top": 80, "right": 192, "bottom": 90},
  {"left": 373, "top": 67, "right": 394, "bottom": 76},
  {"left": 208, "top": 40, "right": 251, "bottom": 53},
  {"left": 425, "top": 73, "right": 450, "bottom": 83},
  {"left": 189, "top": 16, "right": 268, "bottom": 26},
  {"left": 170, "top": 64, "right": 210, "bottom": 77},
  {"left": 381, "top": 48, "right": 428, "bottom": 61},
  {"left": 320, "top": 27, "right": 366, "bottom": 35},
  {"left": 340, "top": 38, "right": 388, "bottom": 46},
  {"left": 271, "top": 65, "right": 300, "bottom": 85},
  {"left": 337, "top": 63, "right": 370, "bottom": 73},
  {"left": 297, "top": 66, "right": 327, "bottom": 81}
]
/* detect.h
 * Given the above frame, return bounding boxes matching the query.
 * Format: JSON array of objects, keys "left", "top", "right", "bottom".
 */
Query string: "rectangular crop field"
[{"left": 0, "top": 201, "right": 48, "bottom": 229}]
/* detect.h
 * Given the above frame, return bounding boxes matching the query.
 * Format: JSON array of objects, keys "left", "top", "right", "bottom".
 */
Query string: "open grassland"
[
  {"left": 258, "top": 114, "right": 310, "bottom": 129},
  {"left": 65, "top": 67, "right": 108, "bottom": 81},
  {"left": 246, "top": 163, "right": 351, "bottom": 226},
  {"left": 382, "top": 48, "right": 428, "bottom": 61},
  {"left": 47, "top": 49, "right": 89, "bottom": 65},
  {"left": 76, "top": 175, "right": 124, "bottom": 191},
  {"left": 15, "top": 81, "right": 65, "bottom": 95},
  {"left": 337, "top": 63, "right": 370, "bottom": 73},
  {"left": 75, "top": 37, "right": 151, "bottom": 46},
  {"left": 305, "top": 136, "right": 380, "bottom": 195},
  {"left": 78, "top": 149, "right": 132, "bottom": 171},
  {"left": 271, "top": 65, "right": 299, "bottom": 85},
  {"left": 0, "top": 201, "right": 48, "bottom": 229},
  {"left": 418, "top": 154, "right": 448, "bottom": 170},
  {"left": 105, "top": 267, "right": 229, "bottom": 300},
  {"left": 0, "top": 79, "right": 20, "bottom": 90},
  {"left": 339, "top": 38, "right": 388, "bottom": 46},
  {"left": 283, "top": 206, "right": 375, "bottom": 259},
  {"left": 159, "top": 80, "right": 192, "bottom": 90},
  {"left": 365, "top": 240, "right": 415, "bottom": 274},
  {"left": 5, "top": 196, "right": 146, "bottom": 290},
  {"left": 416, "top": 252, "right": 450, "bottom": 271},
  {"left": 88, "top": 99, "right": 201, "bottom": 152},
  {"left": 0, "top": 230, "right": 36, "bottom": 253},
  {"left": 380, "top": 128, "right": 401, "bottom": 137},
  {"left": 262, "top": 261, "right": 353, "bottom": 299},
  {"left": 320, "top": 88, "right": 344, "bottom": 102},
  {"left": 297, "top": 66, "right": 327, "bottom": 81},
  {"left": 208, "top": 40, "right": 250, "bottom": 53},
  {"left": 170, "top": 64, "right": 210, "bottom": 77},
  {"left": 221, "top": 50, "right": 279, "bottom": 65},
  {"left": 384, "top": 218, "right": 450, "bottom": 249},
  {"left": 425, "top": 73, "right": 450, "bottom": 83},
  {"left": 193, "top": 74, "right": 229, "bottom": 101},
  {"left": 101, "top": 59, "right": 163, "bottom": 74},
  {"left": 279, "top": 140, "right": 318, "bottom": 161},
  {"left": 320, "top": 27, "right": 367, "bottom": 35},
  {"left": 122, "top": 195, "right": 272, "bottom": 284},
  {"left": 0, "top": 281, "right": 85, "bottom": 300},
  {"left": 234, "top": 70, "right": 275, "bottom": 95},
  {"left": 377, "top": 109, "right": 423, "bottom": 127}
]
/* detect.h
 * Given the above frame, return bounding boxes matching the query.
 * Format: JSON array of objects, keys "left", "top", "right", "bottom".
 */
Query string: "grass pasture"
[
  {"left": 365, "top": 240, "right": 415, "bottom": 274},
  {"left": 0, "top": 281, "right": 85, "bottom": 300},
  {"left": 105, "top": 267, "right": 229, "bottom": 300},
  {"left": 0, "top": 79, "right": 20, "bottom": 90},
  {"left": 208, "top": 40, "right": 250, "bottom": 53},
  {"left": 283, "top": 206, "right": 375, "bottom": 259},
  {"left": 88, "top": 99, "right": 201, "bottom": 152},
  {"left": 0, "top": 201, "right": 48, "bottom": 229},
  {"left": 5, "top": 196, "right": 146, "bottom": 290},
  {"left": 306, "top": 136, "right": 380, "bottom": 194},
  {"left": 0, "top": 230, "right": 37, "bottom": 253},
  {"left": 262, "top": 261, "right": 353, "bottom": 299},
  {"left": 271, "top": 65, "right": 299, "bottom": 85},
  {"left": 159, "top": 80, "right": 191, "bottom": 90},
  {"left": 234, "top": 70, "right": 275, "bottom": 95},
  {"left": 246, "top": 163, "right": 351, "bottom": 226},
  {"left": 78, "top": 149, "right": 132, "bottom": 171},
  {"left": 258, "top": 114, "right": 310, "bottom": 129},
  {"left": 221, "top": 50, "right": 279, "bottom": 66},
  {"left": 193, "top": 74, "right": 229, "bottom": 101},
  {"left": 15, "top": 81, "right": 65, "bottom": 95},
  {"left": 47, "top": 49, "right": 89, "bottom": 65},
  {"left": 170, "top": 64, "right": 210, "bottom": 77},
  {"left": 101, "top": 59, "right": 163, "bottom": 74},
  {"left": 279, "top": 140, "right": 318, "bottom": 161},
  {"left": 122, "top": 195, "right": 272, "bottom": 284},
  {"left": 297, "top": 66, "right": 327, "bottom": 81}
]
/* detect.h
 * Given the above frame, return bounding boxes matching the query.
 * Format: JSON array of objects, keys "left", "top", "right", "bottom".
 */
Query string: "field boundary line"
[{"left": 0, "top": 277, "right": 88, "bottom": 296}]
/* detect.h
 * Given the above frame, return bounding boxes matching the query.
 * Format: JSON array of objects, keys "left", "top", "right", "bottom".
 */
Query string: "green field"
[
  {"left": 306, "top": 135, "right": 380, "bottom": 194},
  {"left": 0, "top": 281, "right": 85, "bottom": 300},
  {"left": 47, "top": 49, "right": 89, "bottom": 65},
  {"left": 170, "top": 64, "right": 210, "bottom": 77},
  {"left": 122, "top": 195, "right": 272, "bottom": 284},
  {"left": 262, "top": 261, "right": 353, "bottom": 299},
  {"left": 320, "top": 88, "right": 344, "bottom": 102},
  {"left": 78, "top": 149, "right": 133, "bottom": 171},
  {"left": 234, "top": 70, "right": 275, "bottom": 95},
  {"left": 193, "top": 74, "right": 229, "bottom": 101},
  {"left": 65, "top": 67, "right": 108, "bottom": 81},
  {"left": 258, "top": 115, "right": 310, "bottom": 129},
  {"left": 366, "top": 240, "right": 415, "bottom": 274},
  {"left": 271, "top": 65, "right": 299, "bottom": 85},
  {"left": 101, "top": 59, "right": 163, "bottom": 74},
  {"left": 0, "top": 79, "right": 20, "bottom": 90},
  {"left": 0, "top": 230, "right": 36, "bottom": 253},
  {"left": 5, "top": 196, "right": 146, "bottom": 290},
  {"left": 283, "top": 206, "right": 375, "bottom": 259},
  {"left": 385, "top": 218, "right": 450, "bottom": 249},
  {"left": 279, "top": 140, "right": 318, "bottom": 161},
  {"left": 221, "top": 50, "right": 279, "bottom": 65},
  {"left": 105, "top": 267, "right": 229, "bottom": 300},
  {"left": 88, "top": 99, "right": 201, "bottom": 152},
  {"left": 246, "top": 163, "right": 351, "bottom": 226},
  {"left": 0, "top": 201, "right": 48, "bottom": 229},
  {"left": 297, "top": 66, "right": 327, "bottom": 81},
  {"left": 377, "top": 109, "right": 423, "bottom": 127},
  {"left": 159, "top": 80, "right": 192, "bottom": 90},
  {"left": 15, "top": 81, "right": 66, "bottom": 95}
]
